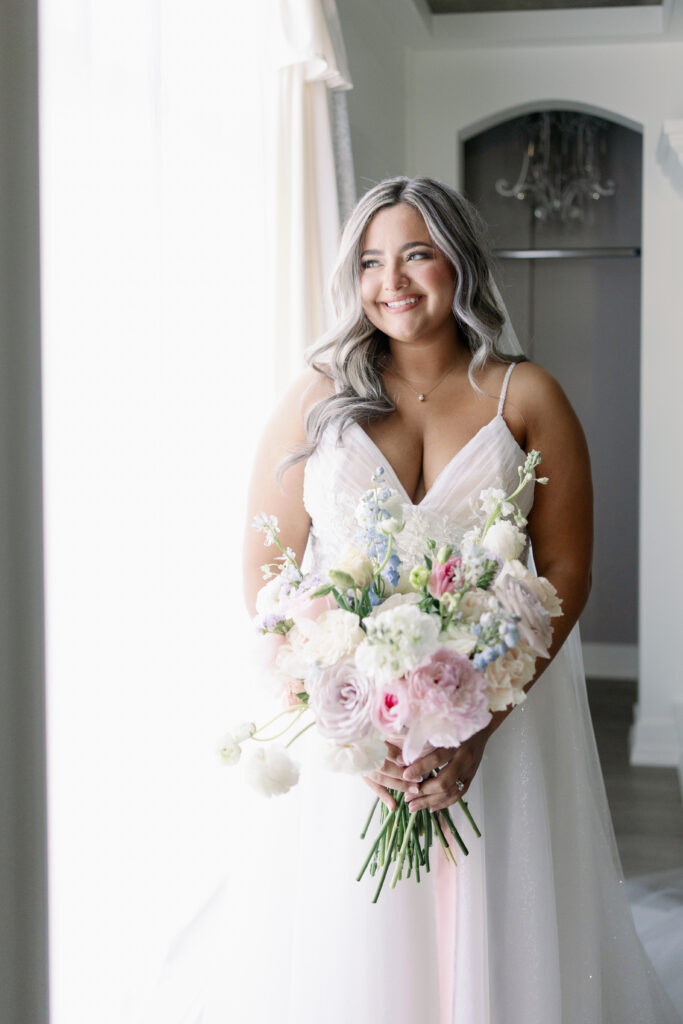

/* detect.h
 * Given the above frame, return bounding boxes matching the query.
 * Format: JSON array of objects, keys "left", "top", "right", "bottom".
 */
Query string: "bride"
[{"left": 243, "top": 177, "right": 679, "bottom": 1023}]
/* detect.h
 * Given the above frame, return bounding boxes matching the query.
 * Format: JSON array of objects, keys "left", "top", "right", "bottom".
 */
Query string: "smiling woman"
[{"left": 241, "top": 176, "right": 680, "bottom": 1023}]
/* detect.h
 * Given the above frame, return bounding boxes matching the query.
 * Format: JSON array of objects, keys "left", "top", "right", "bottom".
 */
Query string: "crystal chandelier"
[{"left": 495, "top": 111, "right": 616, "bottom": 222}]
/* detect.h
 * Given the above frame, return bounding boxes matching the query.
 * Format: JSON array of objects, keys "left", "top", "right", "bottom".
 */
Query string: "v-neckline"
[{"left": 350, "top": 416, "right": 525, "bottom": 509}]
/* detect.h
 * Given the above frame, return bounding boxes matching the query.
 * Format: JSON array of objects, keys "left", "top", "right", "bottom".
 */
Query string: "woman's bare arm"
[{"left": 242, "top": 367, "right": 333, "bottom": 616}]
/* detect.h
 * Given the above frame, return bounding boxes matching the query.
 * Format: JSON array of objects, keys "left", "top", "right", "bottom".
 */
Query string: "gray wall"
[
  {"left": 0, "top": 2, "right": 50, "bottom": 1021},
  {"left": 465, "top": 115, "right": 642, "bottom": 645}
]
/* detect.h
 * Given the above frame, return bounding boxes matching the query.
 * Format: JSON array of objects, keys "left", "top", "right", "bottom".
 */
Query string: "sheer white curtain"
[{"left": 41, "top": 0, "right": 350, "bottom": 1021}]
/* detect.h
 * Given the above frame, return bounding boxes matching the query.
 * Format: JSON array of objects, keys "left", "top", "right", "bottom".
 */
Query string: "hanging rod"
[{"left": 494, "top": 247, "right": 641, "bottom": 260}]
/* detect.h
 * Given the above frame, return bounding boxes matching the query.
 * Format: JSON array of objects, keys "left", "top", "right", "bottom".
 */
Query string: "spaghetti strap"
[{"left": 497, "top": 362, "right": 516, "bottom": 417}]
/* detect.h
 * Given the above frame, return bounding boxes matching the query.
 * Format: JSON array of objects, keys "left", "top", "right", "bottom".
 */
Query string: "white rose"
[
  {"left": 332, "top": 548, "right": 374, "bottom": 588},
  {"left": 244, "top": 744, "right": 300, "bottom": 797},
  {"left": 303, "top": 609, "right": 365, "bottom": 667},
  {"left": 498, "top": 559, "right": 563, "bottom": 617},
  {"left": 318, "top": 733, "right": 386, "bottom": 775},
  {"left": 482, "top": 520, "right": 526, "bottom": 561},
  {"left": 442, "top": 623, "right": 477, "bottom": 656},
  {"left": 216, "top": 733, "right": 242, "bottom": 766},
  {"left": 369, "top": 591, "right": 420, "bottom": 616},
  {"left": 484, "top": 645, "right": 536, "bottom": 712}
]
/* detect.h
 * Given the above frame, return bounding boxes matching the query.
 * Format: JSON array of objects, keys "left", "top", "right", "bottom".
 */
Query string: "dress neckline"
[{"left": 350, "top": 415, "right": 526, "bottom": 510}]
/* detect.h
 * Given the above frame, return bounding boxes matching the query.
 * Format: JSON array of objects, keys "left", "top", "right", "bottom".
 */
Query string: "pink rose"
[
  {"left": 428, "top": 557, "right": 464, "bottom": 599},
  {"left": 402, "top": 647, "right": 491, "bottom": 763}
]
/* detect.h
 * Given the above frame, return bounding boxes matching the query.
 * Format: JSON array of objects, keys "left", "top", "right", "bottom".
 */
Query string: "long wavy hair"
[{"left": 285, "top": 176, "right": 522, "bottom": 471}]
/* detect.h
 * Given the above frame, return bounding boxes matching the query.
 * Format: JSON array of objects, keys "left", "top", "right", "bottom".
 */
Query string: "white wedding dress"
[{"left": 287, "top": 363, "right": 680, "bottom": 1024}]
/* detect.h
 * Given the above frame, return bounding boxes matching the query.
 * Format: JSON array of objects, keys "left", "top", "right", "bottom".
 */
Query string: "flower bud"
[
  {"left": 437, "top": 544, "right": 453, "bottom": 564},
  {"left": 409, "top": 566, "right": 430, "bottom": 589},
  {"left": 233, "top": 721, "right": 256, "bottom": 743}
]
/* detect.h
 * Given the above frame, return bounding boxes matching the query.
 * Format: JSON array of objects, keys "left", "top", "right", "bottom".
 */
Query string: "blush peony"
[{"left": 402, "top": 648, "right": 491, "bottom": 764}]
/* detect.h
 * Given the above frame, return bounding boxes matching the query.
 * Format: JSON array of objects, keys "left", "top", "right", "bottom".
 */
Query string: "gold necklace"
[{"left": 386, "top": 361, "right": 457, "bottom": 402}]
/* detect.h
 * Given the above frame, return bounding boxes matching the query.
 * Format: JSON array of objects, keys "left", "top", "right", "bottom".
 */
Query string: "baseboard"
[
  {"left": 675, "top": 703, "right": 683, "bottom": 793},
  {"left": 630, "top": 702, "right": 681, "bottom": 768},
  {"left": 581, "top": 642, "right": 638, "bottom": 681}
]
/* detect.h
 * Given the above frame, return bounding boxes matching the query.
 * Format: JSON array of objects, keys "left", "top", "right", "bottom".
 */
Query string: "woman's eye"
[
  {"left": 361, "top": 258, "right": 380, "bottom": 270},
  {"left": 407, "top": 250, "right": 431, "bottom": 261}
]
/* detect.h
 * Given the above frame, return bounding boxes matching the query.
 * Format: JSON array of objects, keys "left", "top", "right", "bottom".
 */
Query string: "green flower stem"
[
  {"left": 251, "top": 705, "right": 305, "bottom": 739},
  {"left": 424, "top": 811, "right": 432, "bottom": 872},
  {"left": 357, "top": 792, "right": 405, "bottom": 882},
  {"left": 360, "top": 797, "right": 380, "bottom": 840},
  {"left": 459, "top": 798, "right": 481, "bottom": 838},
  {"left": 390, "top": 810, "right": 419, "bottom": 888},
  {"left": 414, "top": 841, "right": 421, "bottom": 883},
  {"left": 284, "top": 719, "right": 316, "bottom": 749},
  {"left": 433, "top": 812, "right": 456, "bottom": 865},
  {"left": 441, "top": 808, "right": 469, "bottom": 856},
  {"left": 372, "top": 821, "right": 402, "bottom": 903},
  {"left": 376, "top": 531, "right": 394, "bottom": 577}
]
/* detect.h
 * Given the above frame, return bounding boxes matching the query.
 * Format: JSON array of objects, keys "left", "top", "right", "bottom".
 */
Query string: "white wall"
[{"left": 404, "top": 41, "right": 683, "bottom": 771}]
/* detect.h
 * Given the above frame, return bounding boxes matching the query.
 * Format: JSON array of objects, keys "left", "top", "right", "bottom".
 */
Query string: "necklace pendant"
[{"left": 418, "top": 393, "right": 425, "bottom": 402}]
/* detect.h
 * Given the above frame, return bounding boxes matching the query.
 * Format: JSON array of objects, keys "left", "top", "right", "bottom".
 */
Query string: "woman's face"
[{"left": 359, "top": 203, "right": 457, "bottom": 346}]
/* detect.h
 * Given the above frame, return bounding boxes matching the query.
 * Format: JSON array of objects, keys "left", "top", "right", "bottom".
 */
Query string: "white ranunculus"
[
  {"left": 318, "top": 733, "right": 387, "bottom": 775},
  {"left": 217, "top": 733, "right": 242, "bottom": 766},
  {"left": 332, "top": 548, "right": 374, "bottom": 588},
  {"left": 255, "top": 574, "right": 291, "bottom": 616},
  {"left": 380, "top": 492, "right": 404, "bottom": 521},
  {"left": 377, "top": 516, "right": 404, "bottom": 536},
  {"left": 356, "top": 604, "right": 440, "bottom": 685},
  {"left": 498, "top": 559, "right": 563, "bottom": 617},
  {"left": 482, "top": 519, "right": 526, "bottom": 561},
  {"left": 244, "top": 744, "right": 300, "bottom": 797}
]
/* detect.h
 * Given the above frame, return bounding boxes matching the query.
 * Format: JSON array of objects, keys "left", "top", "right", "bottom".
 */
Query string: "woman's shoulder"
[
  {"left": 506, "top": 360, "right": 573, "bottom": 423},
  {"left": 272, "top": 365, "right": 336, "bottom": 432}
]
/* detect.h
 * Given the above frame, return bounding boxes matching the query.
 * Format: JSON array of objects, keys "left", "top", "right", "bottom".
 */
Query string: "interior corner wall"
[
  {"left": 406, "top": 41, "right": 683, "bottom": 770},
  {"left": 334, "top": 0, "right": 408, "bottom": 199}
]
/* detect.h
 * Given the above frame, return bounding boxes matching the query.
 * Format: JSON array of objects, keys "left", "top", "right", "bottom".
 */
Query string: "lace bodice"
[{"left": 303, "top": 364, "right": 534, "bottom": 573}]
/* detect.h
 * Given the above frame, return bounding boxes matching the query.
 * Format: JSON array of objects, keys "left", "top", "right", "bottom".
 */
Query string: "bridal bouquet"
[{"left": 220, "top": 451, "right": 562, "bottom": 902}]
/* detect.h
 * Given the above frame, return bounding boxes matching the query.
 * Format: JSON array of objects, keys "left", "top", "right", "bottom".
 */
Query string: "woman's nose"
[{"left": 383, "top": 260, "right": 408, "bottom": 292}]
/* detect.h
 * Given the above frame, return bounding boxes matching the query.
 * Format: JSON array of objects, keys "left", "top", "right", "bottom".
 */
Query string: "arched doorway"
[{"left": 462, "top": 105, "right": 643, "bottom": 676}]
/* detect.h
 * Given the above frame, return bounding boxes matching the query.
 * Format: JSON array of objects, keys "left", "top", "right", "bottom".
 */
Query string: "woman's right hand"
[{"left": 362, "top": 740, "right": 425, "bottom": 811}]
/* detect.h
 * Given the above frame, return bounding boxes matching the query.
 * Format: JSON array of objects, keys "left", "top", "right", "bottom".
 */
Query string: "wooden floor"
[{"left": 587, "top": 678, "right": 683, "bottom": 878}]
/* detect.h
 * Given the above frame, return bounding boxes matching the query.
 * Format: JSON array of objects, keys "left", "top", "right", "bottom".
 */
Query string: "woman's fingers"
[
  {"left": 401, "top": 746, "right": 450, "bottom": 783},
  {"left": 362, "top": 775, "right": 397, "bottom": 811},
  {"left": 406, "top": 764, "right": 471, "bottom": 812}
]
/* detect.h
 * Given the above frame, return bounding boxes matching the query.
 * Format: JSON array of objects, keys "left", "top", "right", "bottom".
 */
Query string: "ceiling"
[{"left": 425, "top": 0, "right": 661, "bottom": 10}]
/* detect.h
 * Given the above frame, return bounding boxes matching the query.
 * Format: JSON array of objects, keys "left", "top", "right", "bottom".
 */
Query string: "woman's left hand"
[{"left": 401, "top": 725, "right": 491, "bottom": 813}]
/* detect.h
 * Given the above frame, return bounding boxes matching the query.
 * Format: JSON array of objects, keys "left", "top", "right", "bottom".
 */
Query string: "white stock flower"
[
  {"left": 369, "top": 591, "right": 420, "bottom": 616},
  {"left": 332, "top": 548, "right": 374, "bottom": 588},
  {"left": 497, "top": 559, "right": 563, "bottom": 617},
  {"left": 244, "top": 744, "right": 300, "bottom": 797},
  {"left": 318, "top": 733, "right": 386, "bottom": 775},
  {"left": 356, "top": 604, "right": 440, "bottom": 685},
  {"left": 482, "top": 519, "right": 526, "bottom": 561},
  {"left": 217, "top": 733, "right": 242, "bottom": 766},
  {"left": 479, "top": 487, "right": 515, "bottom": 518}
]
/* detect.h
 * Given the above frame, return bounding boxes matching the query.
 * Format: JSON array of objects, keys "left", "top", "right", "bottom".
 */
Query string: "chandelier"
[{"left": 495, "top": 111, "right": 616, "bottom": 222}]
